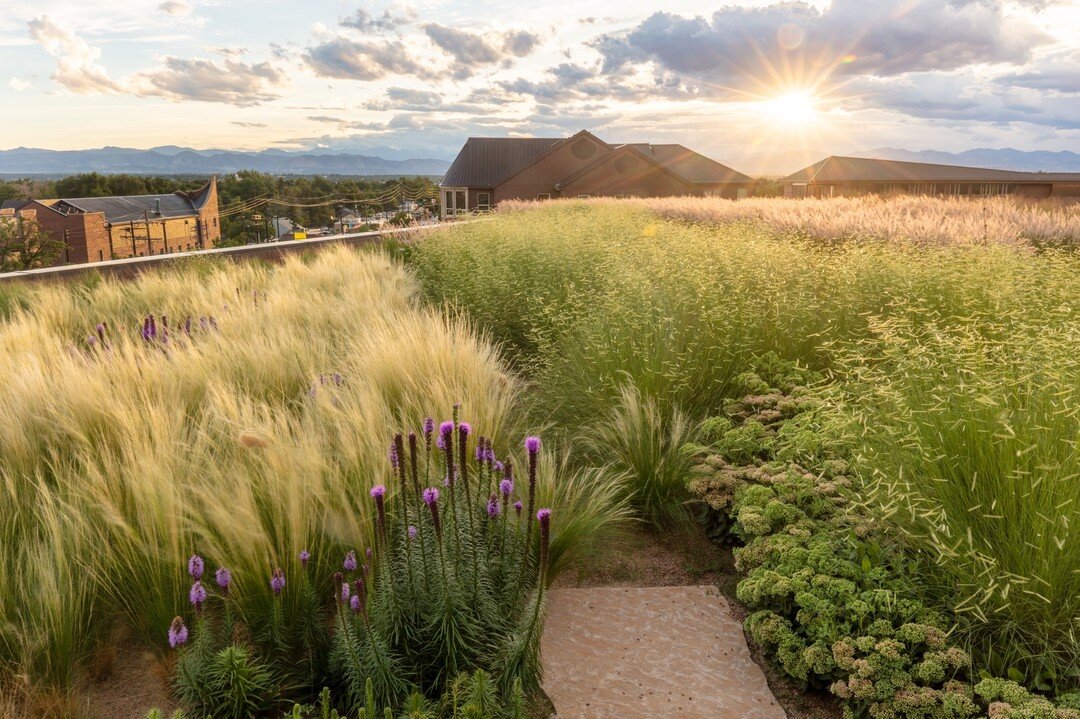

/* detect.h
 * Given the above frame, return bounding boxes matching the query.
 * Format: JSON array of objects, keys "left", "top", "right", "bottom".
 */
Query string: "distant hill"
[
  {"left": 851, "top": 147, "right": 1080, "bottom": 173},
  {"left": 0, "top": 146, "right": 451, "bottom": 178}
]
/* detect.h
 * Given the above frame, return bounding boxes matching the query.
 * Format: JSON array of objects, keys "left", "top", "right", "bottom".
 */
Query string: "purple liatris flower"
[
  {"left": 340, "top": 582, "right": 350, "bottom": 604},
  {"left": 408, "top": 525, "right": 418, "bottom": 540},
  {"left": 494, "top": 460, "right": 504, "bottom": 474},
  {"left": 350, "top": 594, "right": 361, "bottom": 614},
  {"left": 215, "top": 567, "right": 231, "bottom": 591},
  {"left": 388, "top": 443, "right": 399, "bottom": 470},
  {"left": 487, "top": 494, "right": 500, "bottom": 518},
  {"left": 514, "top": 500, "right": 523, "bottom": 516},
  {"left": 189, "top": 581, "right": 207, "bottom": 610},
  {"left": 438, "top": 420, "right": 454, "bottom": 445},
  {"left": 370, "top": 484, "right": 386, "bottom": 499},
  {"left": 424, "top": 487, "right": 442, "bottom": 536},
  {"left": 423, "top": 417, "right": 434, "bottom": 437},
  {"left": 343, "top": 551, "right": 357, "bottom": 572},
  {"left": 537, "top": 508, "right": 552, "bottom": 575},
  {"left": 525, "top": 436, "right": 541, "bottom": 455},
  {"left": 188, "top": 554, "right": 204, "bottom": 580},
  {"left": 270, "top": 568, "right": 286, "bottom": 596},
  {"left": 458, "top": 422, "right": 471, "bottom": 437},
  {"left": 500, "top": 478, "right": 514, "bottom": 497},
  {"left": 365, "top": 547, "right": 373, "bottom": 559},
  {"left": 299, "top": 550, "right": 310, "bottom": 569},
  {"left": 168, "top": 616, "right": 188, "bottom": 648}
]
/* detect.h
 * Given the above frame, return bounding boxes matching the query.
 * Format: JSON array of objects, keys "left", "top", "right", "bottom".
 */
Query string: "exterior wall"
[
  {"left": 494, "top": 135, "right": 612, "bottom": 202},
  {"left": 1051, "top": 183, "right": 1080, "bottom": 198},
  {"left": 106, "top": 216, "right": 206, "bottom": 259},
  {"left": 196, "top": 176, "right": 221, "bottom": 248},
  {"left": 559, "top": 156, "right": 694, "bottom": 198},
  {"left": 11, "top": 202, "right": 110, "bottom": 265},
  {"left": 1016, "top": 184, "right": 1052, "bottom": 199}
]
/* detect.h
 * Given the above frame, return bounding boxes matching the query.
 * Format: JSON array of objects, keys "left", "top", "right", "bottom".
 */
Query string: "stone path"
[{"left": 540, "top": 586, "right": 786, "bottom": 719}]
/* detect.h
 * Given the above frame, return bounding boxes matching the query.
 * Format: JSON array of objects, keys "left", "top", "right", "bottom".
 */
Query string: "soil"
[
  {"left": 80, "top": 632, "right": 175, "bottom": 719},
  {"left": 559, "top": 524, "right": 841, "bottom": 719}
]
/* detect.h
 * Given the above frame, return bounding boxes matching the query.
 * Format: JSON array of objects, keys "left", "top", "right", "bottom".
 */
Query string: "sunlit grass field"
[
  {"left": 0, "top": 246, "right": 625, "bottom": 710},
  {"left": 411, "top": 198, "right": 1080, "bottom": 683}
]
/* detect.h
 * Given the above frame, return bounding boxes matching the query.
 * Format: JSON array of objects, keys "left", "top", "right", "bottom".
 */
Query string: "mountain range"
[
  {"left": 851, "top": 147, "right": 1080, "bottom": 173},
  {"left": 1, "top": 145, "right": 1077, "bottom": 180},
  {"left": 0, "top": 146, "right": 451, "bottom": 178}
]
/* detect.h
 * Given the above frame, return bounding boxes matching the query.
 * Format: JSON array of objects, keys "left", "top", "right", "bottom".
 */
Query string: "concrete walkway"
[{"left": 540, "top": 586, "right": 786, "bottom": 719}]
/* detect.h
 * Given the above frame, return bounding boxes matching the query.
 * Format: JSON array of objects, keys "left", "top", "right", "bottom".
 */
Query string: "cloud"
[
  {"left": 502, "top": 30, "right": 540, "bottom": 58},
  {"left": 27, "top": 15, "right": 122, "bottom": 94},
  {"left": 232, "top": 121, "right": 268, "bottom": 128},
  {"left": 158, "top": 0, "right": 193, "bottom": 16},
  {"left": 423, "top": 24, "right": 541, "bottom": 78},
  {"left": 996, "top": 51, "right": 1080, "bottom": 94},
  {"left": 593, "top": 2, "right": 1050, "bottom": 90},
  {"left": 851, "top": 71, "right": 1080, "bottom": 129},
  {"left": 341, "top": 7, "right": 415, "bottom": 33},
  {"left": 9, "top": 77, "right": 32, "bottom": 92},
  {"left": 135, "top": 57, "right": 285, "bottom": 105},
  {"left": 304, "top": 38, "right": 424, "bottom": 80}
]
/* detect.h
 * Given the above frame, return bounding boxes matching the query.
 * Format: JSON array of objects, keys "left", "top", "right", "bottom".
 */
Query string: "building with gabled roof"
[
  {"left": 5, "top": 178, "right": 220, "bottom": 266},
  {"left": 439, "top": 130, "right": 752, "bottom": 217},
  {"left": 783, "top": 156, "right": 1080, "bottom": 199}
]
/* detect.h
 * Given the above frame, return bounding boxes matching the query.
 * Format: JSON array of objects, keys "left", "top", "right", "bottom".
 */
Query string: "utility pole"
[
  {"left": 130, "top": 220, "right": 137, "bottom": 257},
  {"left": 144, "top": 210, "right": 152, "bottom": 255}
]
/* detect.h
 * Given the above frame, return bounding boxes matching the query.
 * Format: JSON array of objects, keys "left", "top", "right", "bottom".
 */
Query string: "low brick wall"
[{"left": 0, "top": 225, "right": 429, "bottom": 283}]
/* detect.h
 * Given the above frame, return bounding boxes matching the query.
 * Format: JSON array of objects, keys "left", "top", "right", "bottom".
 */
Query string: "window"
[
  {"left": 476, "top": 192, "right": 491, "bottom": 211},
  {"left": 571, "top": 138, "right": 597, "bottom": 160},
  {"left": 536, "top": 193, "right": 551, "bottom": 201},
  {"left": 455, "top": 191, "right": 466, "bottom": 214},
  {"left": 445, "top": 191, "right": 453, "bottom": 208}
]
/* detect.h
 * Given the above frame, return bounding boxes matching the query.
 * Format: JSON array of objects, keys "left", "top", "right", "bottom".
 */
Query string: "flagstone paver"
[{"left": 541, "top": 585, "right": 786, "bottom": 719}]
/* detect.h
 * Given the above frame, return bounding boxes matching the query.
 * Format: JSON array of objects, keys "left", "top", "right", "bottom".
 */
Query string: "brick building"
[
  {"left": 1, "top": 178, "right": 220, "bottom": 265},
  {"left": 439, "top": 130, "right": 752, "bottom": 217},
  {"left": 783, "top": 156, "right": 1080, "bottom": 199}
]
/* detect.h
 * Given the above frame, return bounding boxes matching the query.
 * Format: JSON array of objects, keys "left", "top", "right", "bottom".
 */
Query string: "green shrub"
[
  {"left": 687, "top": 384, "right": 1077, "bottom": 719},
  {"left": 583, "top": 384, "right": 693, "bottom": 527}
]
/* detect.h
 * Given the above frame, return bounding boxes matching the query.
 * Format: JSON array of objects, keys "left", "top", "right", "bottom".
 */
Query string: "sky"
[{"left": 1, "top": 0, "right": 1078, "bottom": 173}]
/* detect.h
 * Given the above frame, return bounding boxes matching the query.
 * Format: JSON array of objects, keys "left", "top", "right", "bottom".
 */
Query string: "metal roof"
[
  {"left": 441, "top": 136, "right": 563, "bottom": 188},
  {"left": 1, "top": 199, "right": 27, "bottom": 211},
  {"left": 785, "top": 156, "right": 1080, "bottom": 184},
  {"left": 634, "top": 144, "right": 753, "bottom": 184},
  {"left": 441, "top": 134, "right": 751, "bottom": 188},
  {"left": 57, "top": 194, "right": 199, "bottom": 224}
]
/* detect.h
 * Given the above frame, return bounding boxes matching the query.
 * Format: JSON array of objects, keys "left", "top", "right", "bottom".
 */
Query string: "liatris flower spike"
[
  {"left": 343, "top": 551, "right": 357, "bottom": 573},
  {"left": 408, "top": 525, "right": 418, "bottom": 540},
  {"left": 340, "top": 582, "right": 350, "bottom": 604},
  {"left": 270, "top": 568, "right": 286, "bottom": 596},
  {"left": 188, "top": 555, "right": 204, "bottom": 580},
  {"left": 487, "top": 494, "right": 500, "bottom": 518},
  {"left": 525, "top": 436, "right": 541, "bottom": 455},
  {"left": 215, "top": 567, "right": 231, "bottom": 592},
  {"left": 189, "top": 581, "right": 207, "bottom": 611},
  {"left": 299, "top": 550, "right": 310, "bottom": 569},
  {"left": 437, "top": 420, "right": 454, "bottom": 450},
  {"left": 350, "top": 594, "right": 361, "bottom": 614},
  {"left": 365, "top": 548, "right": 373, "bottom": 559},
  {"left": 514, "top": 500, "right": 523, "bottom": 515},
  {"left": 537, "top": 508, "right": 552, "bottom": 576},
  {"left": 500, "top": 479, "right": 513, "bottom": 497},
  {"left": 423, "top": 487, "right": 442, "bottom": 535},
  {"left": 388, "top": 443, "right": 399, "bottom": 470},
  {"left": 333, "top": 571, "right": 343, "bottom": 594},
  {"left": 372, "top": 484, "right": 388, "bottom": 539},
  {"left": 168, "top": 617, "right": 188, "bottom": 648},
  {"left": 423, "top": 417, "right": 434, "bottom": 439}
]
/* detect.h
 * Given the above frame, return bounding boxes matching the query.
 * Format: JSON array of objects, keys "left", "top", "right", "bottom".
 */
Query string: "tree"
[
  {"left": 0, "top": 216, "right": 66, "bottom": 271},
  {"left": 389, "top": 211, "right": 412, "bottom": 227}
]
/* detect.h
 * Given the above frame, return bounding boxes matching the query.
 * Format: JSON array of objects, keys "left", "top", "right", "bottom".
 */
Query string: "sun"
[{"left": 756, "top": 90, "right": 820, "bottom": 128}]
